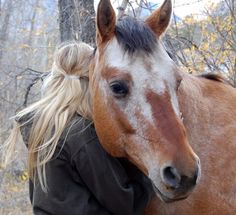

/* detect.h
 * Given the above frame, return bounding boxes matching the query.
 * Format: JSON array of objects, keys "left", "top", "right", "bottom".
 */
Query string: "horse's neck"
[{"left": 177, "top": 73, "right": 236, "bottom": 149}]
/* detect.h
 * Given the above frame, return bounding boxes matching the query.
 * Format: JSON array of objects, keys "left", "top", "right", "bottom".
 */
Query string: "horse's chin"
[{"left": 153, "top": 185, "right": 189, "bottom": 203}]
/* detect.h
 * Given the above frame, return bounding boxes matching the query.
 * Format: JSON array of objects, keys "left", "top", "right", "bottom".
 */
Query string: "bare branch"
[{"left": 117, "top": 0, "right": 129, "bottom": 19}]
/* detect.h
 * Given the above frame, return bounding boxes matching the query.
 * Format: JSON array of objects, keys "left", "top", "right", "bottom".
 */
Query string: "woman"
[{"left": 2, "top": 41, "right": 154, "bottom": 215}]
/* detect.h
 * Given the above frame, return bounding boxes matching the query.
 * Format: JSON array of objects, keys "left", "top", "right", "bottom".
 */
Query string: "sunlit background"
[{"left": 94, "top": 0, "right": 221, "bottom": 18}]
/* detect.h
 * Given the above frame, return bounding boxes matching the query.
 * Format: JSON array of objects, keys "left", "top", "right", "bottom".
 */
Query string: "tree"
[
  {"left": 0, "top": 0, "right": 13, "bottom": 62},
  {"left": 58, "top": 0, "right": 96, "bottom": 45},
  {"left": 163, "top": 0, "right": 236, "bottom": 85}
]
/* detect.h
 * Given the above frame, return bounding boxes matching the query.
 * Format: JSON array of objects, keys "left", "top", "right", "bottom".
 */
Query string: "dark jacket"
[{"left": 20, "top": 115, "right": 154, "bottom": 215}]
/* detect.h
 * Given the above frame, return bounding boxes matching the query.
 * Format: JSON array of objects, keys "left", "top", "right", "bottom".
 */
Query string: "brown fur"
[
  {"left": 96, "top": 0, "right": 116, "bottom": 44},
  {"left": 145, "top": 91, "right": 197, "bottom": 173},
  {"left": 101, "top": 66, "right": 133, "bottom": 83},
  {"left": 145, "top": 0, "right": 172, "bottom": 37},
  {"left": 145, "top": 73, "right": 236, "bottom": 215},
  {"left": 146, "top": 91, "right": 186, "bottom": 149}
]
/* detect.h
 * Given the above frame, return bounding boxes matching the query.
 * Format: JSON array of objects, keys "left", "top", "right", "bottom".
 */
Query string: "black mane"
[
  {"left": 199, "top": 73, "right": 234, "bottom": 87},
  {"left": 115, "top": 16, "right": 157, "bottom": 54}
]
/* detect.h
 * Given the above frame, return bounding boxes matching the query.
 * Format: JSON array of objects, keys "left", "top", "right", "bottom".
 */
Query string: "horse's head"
[{"left": 90, "top": 0, "right": 200, "bottom": 202}]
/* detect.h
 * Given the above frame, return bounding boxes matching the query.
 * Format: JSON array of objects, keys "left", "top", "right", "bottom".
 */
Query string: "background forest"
[{"left": 0, "top": 0, "right": 235, "bottom": 214}]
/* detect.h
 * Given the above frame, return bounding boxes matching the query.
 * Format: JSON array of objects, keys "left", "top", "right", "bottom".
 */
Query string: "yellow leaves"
[
  {"left": 20, "top": 44, "right": 30, "bottom": 49},
  {"left": 9, "top": 185, "right": 20, "bottom": 192},
  {"left": 200, "top": 42, "right": 209, "bottom": 51},
  {"left": 191, "top": 46, "right": 196, "bottom": 52},
  {"left": 20, "top": 28, "right": 30, "bottom": 34},
  {"left": 184, "top": 15, "right": 196, "bottom": 25},
  {"left": 224, "top": 16, "right": 232, "bottom": 23},
  {"left": 178, "top": 5, "right": 234, "bottom": 75},
  {"left": 224, "top": 19, "right": 232, "bottom": 32},
  {"left": 34, "top": 29, "right": 44, "bottom": 36},
  {"left": 19, "top": 170, "right": 29, "bottom": 181},
  {"left": 1, "top": 170, "right": 29, "bottom": 198},
  {"left": 198, "top": 61, "right": 206, "bottom": 72},
  {"left": 209, "top": 34, "right": 217, "bottom": 43}
]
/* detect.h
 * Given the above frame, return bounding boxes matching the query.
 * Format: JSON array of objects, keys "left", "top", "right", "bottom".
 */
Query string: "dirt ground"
[{"left": 0, "top": 140, "right": 32, "bottom": 215}]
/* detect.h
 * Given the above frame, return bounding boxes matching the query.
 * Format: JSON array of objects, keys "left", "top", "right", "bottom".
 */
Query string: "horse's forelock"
[{"left": 115, "top": 16, "right": 157, "bottom": 54}]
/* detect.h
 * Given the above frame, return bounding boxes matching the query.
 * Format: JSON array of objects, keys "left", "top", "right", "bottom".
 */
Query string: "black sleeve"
[
  {"left": 73, "top": 137, "right": 154, "bottom": 215},
  {"left": 29, "top": 148, "right": 112, "bottom": 215},
  {"left": 118, "top": 158, "right": 155, "bottom": 212}
]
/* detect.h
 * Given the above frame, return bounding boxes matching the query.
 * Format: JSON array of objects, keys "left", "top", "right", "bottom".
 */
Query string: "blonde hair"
[{"left": 2, "top": 41, "right": 94, "bottom": 191}]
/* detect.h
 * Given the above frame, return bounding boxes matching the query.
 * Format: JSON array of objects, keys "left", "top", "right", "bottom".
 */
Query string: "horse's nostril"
[
  {"left": 162, "top": 166, "right": 181, "bottom": 189},
  {"left": 180, "top": 173, "right": 197, "bottom": 190}
]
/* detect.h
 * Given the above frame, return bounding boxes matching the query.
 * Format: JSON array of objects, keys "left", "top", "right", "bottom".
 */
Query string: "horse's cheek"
[{"left": 92, "top": 90, "right": 125, "bottom": 157}]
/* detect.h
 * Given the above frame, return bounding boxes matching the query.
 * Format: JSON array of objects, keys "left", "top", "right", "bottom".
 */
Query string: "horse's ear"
[
  {"left": 96, "top": 0, "right": 116, "bottom": 44},
  {"left": 145, "top": 0, "right": 172, "bottom": 37}
]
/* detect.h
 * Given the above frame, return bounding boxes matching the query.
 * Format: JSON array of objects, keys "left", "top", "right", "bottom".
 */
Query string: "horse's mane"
[{"left": 198, "top": 73, "right": 234, "bottom": 87}]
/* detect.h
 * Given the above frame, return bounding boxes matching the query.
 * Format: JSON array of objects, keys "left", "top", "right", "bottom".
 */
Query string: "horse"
[{"left": 90, "top": 0, "right": 236, "bottom": 214}]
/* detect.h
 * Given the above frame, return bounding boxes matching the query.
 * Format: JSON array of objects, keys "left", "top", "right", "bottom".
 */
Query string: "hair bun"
[{"left": 53, "top": 42, "right": 94, "bottom": 78}]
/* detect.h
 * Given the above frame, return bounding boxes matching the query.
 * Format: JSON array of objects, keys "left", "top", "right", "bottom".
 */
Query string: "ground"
[{"left": 0, "top": 140, "right": 32, "bottom": 215}]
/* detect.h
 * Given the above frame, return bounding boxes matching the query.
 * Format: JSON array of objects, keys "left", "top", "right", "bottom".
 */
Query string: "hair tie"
[
  {"left": 63, "top": 74, "right": 89, "bottom": 81},
  {"left": 63, "top": 75, "right": 81, "bottom": 80}
]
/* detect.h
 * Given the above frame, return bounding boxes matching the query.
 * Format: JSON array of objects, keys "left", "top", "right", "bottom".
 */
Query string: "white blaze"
[{"left": 103, "top": 38, "right": 180, "bottom": 133}]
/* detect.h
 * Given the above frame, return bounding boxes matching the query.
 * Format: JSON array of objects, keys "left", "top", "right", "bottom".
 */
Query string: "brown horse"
[
  {"left": 90, "top": 0, "right": 236, "bottom": 214},
  {"left": 90, "top": 0, "right": 200, "bottom": 204}
]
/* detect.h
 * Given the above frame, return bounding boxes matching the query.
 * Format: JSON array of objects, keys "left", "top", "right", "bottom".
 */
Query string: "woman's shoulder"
[{"left": 60, "top": 114, "right": 98, "bottom": 157}]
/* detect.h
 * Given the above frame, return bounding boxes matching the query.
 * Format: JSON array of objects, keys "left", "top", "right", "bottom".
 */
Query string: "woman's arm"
[
  {"left": 73, "top": 137, "right": 154, "bottom": 215},
  {"left": 29, "top": 148, "right": 112, "bottom": 215}
]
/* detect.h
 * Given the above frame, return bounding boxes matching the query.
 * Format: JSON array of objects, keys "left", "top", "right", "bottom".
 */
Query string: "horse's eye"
[{"left": 109, "top": 81, "right": 129, "bottom": 98}]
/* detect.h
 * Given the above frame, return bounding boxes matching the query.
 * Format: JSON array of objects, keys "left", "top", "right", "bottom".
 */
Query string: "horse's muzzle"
[{"left": 154, "top": 160, "right": 201, "bottom": 202}]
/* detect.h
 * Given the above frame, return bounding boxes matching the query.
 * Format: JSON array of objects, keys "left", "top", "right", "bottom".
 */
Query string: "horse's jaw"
[{"left": 122, "top": 127, "right": 201, "bottom": 203}]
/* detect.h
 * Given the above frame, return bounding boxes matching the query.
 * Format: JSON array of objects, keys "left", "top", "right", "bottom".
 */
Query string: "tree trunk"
[
  {"left": 28, "top": 0, "right": 40, "bottom": 46},
  {"left": 0, "top": 0, "right": 13, "bottom": 61},
  {"left": 58, "top": 0, "right": 96, "bottom": 46},
  {"left": 75, "top": 0, "right": 96, "bottom": 46}
]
